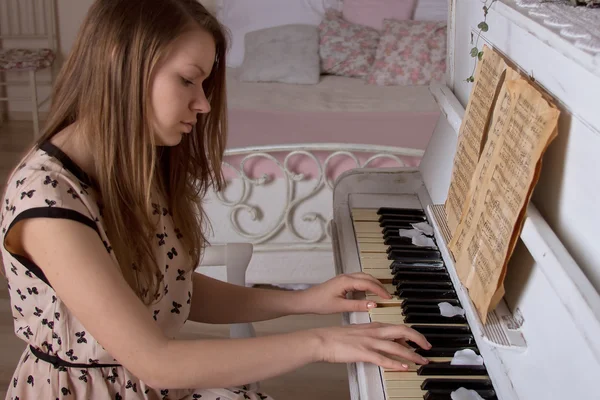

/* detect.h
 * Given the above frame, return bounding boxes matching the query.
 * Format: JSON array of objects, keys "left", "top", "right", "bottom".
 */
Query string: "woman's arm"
[
  {"left": 8, "top": 218, "right": 430, "bottom": 390},
  {"left": 187, "top": 272, "right": 308, "bottom": 324}
]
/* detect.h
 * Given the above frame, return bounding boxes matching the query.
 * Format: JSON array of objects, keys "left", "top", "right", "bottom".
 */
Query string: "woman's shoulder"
[{"left": 1, "top": 144, "right": 100, "bottom": 232}]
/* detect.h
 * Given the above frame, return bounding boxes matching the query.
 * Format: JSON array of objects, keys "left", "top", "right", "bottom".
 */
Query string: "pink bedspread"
[
  {"left": 223, "top": 108, "right": 440, "bottom": 180},
  {"left": 222, "top": 68, "right": 441, "bottom": 180}
]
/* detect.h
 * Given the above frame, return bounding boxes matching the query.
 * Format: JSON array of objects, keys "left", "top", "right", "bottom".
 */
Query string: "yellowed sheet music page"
[
  {"left": 445, "top": 45, "right": 509, "bottom": 234},
  {"left": 448, "top": 78, "right": 559, "bottom": 323}
]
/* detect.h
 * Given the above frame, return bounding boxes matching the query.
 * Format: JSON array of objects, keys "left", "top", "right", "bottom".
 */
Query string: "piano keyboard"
[{"left": 351, "top": 206, "right": 499, "bottom": 400}]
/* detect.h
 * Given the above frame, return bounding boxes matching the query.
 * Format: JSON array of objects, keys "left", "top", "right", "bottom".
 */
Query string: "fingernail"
[
  {"left": 402, "top": 363, "right": 409, "bottom": 369},
  {"left": 421, "top": 357, "right": 429, "bottom": 364},
  {"left": 426, "top": 341, "right": 432, "bottom": 349},
  {"left": 367, "top": 302, "right": 377, "bottom": 309}
]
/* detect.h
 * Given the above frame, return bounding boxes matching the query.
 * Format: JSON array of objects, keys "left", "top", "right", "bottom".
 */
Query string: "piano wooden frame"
[{"left": 331, "top": 84, "right": 600, "bottom": 400}]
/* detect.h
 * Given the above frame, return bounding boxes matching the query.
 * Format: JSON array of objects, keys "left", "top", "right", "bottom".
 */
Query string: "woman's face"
[{"left": 149, "top": 28, "right": 216, "bottom": 146}]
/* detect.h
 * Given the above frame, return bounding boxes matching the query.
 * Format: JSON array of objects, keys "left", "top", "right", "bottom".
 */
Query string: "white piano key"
[
  {"left": 384, "top": 372, "right": 489, "bottom": 381},
  {"left": 351, "top": 209, "right": 379, "bottom": 220},
  {"left": 361, "top": 268, "right": 394, "bottom": 280},
  {"left": 354, "top": 221, "right": 387, "bottom": 233},
  {"left": 383, "top": 387, "right": 427, "bottom": 398},
  {"left": 355, "top": 231, "right": 384, "bottom": 239},
  {"left": 357, "top": 242, "right": 389, "bottom": 253},
  {"left": 361, "top": 259, "right": 392, "bottom": 269}
]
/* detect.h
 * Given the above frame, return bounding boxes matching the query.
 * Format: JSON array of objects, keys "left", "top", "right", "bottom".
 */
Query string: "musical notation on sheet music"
[{"left": 351, "top": 206, "right": 498, "bottom": 400}]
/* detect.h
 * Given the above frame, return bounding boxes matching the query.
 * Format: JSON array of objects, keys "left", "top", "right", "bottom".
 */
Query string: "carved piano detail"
[{"left": 331, "top": 84, "right": 600, "bottom": 400}]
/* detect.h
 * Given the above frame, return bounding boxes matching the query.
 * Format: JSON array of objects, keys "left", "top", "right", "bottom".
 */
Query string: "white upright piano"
[{"left": 331, "top": 81, "right": 600, "bottom": 399}]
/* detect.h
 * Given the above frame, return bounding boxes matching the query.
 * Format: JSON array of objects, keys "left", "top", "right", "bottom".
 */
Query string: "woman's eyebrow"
[{"left": 188, "top": 63, "right": 207, "bottom": 76}]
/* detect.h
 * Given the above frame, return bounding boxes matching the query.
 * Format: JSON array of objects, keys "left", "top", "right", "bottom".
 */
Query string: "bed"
[{"left": 202, "top": 0, "right": 449, "bottom": 286}]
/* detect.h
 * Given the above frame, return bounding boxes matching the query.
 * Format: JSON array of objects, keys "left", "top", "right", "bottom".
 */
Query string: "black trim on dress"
[
  {"left": 5, "top": 207, "right": 102, "bottom": 288},
  {"left": 29, "top": 345, "right": 122, "bottom": 368}
]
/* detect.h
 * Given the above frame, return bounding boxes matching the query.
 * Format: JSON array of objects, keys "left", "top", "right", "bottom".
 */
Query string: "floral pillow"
[
  {"left": 318, "top": 9, "right": 381, "bottom": 78},
  {"left": 367, "top": 19, "right": 447, "bottom": 86}
]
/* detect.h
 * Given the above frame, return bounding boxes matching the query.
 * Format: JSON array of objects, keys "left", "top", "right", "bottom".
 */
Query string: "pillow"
[
  {"left": 413, "top": 0, "right": 448, "bottom": 21},
  {"left": 318, "top": 9, "right": 380, "bottom": 78},
  {"left": 367, "top": 19, "right": 447, "bottom": 86},
  {"left": 217, "top": 0, "right": 342, "bottom": 67},
  {"left": 342, "top": 0, "right": 416, "bottom": 31},
  {"left": 238, "top": 24, "right": 320, "bottom": 85}
]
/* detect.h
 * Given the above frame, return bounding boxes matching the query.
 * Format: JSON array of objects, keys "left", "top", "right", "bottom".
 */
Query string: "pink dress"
[{"left": 1, "top": 141, "right": 273, "bottom": 400}]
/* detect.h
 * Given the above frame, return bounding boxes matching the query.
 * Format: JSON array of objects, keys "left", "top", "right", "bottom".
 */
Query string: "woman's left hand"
[{"left": 297, "top": 273, "right": 393, "bottom": 315}]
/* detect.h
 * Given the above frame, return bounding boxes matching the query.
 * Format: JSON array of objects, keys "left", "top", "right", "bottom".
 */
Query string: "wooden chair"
[
  {"left": 196, "top": 243, "right": 260, "bottom": 390},
  {"left": 0, "top": 0, "right": 58, "bottom": 137}
]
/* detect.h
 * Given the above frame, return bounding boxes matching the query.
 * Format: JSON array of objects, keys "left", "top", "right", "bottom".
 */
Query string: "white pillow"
[
  {"left": 413, "top": 0, "right": 448, "bottom": 21},
  {"left": 216, "top": 0, "right": 342, "bottom": 67}
]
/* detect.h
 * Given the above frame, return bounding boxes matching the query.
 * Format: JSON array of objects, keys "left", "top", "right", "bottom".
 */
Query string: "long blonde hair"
[{"left": 34, "top": 0, "right": 228, "bottom": 304}]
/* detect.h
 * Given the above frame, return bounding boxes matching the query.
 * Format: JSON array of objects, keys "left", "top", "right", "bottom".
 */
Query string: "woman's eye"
[{"left": 181, "top": 77, "right": 194, "bottom": 86}]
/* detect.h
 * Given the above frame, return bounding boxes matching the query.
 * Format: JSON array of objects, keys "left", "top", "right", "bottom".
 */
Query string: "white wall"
[
  {"left": 450, "top": 0, "right": 600, "bottom": 292},
  {"left": 3, "top": 0, "right": 217, "bottom": 115}
]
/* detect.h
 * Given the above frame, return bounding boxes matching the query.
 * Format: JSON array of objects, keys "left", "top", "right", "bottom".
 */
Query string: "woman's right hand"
[{"left": 311, "top": 322, "right": 432, "bottom": 371}]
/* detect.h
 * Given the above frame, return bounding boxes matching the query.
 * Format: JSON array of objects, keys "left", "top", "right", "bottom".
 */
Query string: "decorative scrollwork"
[{"left": 213, "top": 144, "right": 424, "bottom": 248}]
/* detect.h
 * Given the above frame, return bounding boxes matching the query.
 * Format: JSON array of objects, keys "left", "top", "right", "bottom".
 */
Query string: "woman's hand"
[
  {"left": 297, "top": 273, "right": 393, "bottom": 315},
  {"left": 310, "top": 322, "right": 432, "bottom": 371}
]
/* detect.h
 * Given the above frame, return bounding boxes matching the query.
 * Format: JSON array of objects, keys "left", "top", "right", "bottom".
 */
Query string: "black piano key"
[
  {"left": 405, "top": 314, "right": 467, "bottom": 324},
  {"left": 387, "top": 248, "right": 442, "bottom": 259},
  {"left": 384, "top": 236, "right": 414, "bottom": 246},
  {"left": 390, "top": 261, "right": 445, "bottom": 270},
  {"left": 396, "top": 281, "right": 454, "bottom": 291},
  {"left": 417, "top": 363, "right": 488, "bottom": 376},
  {"left": 393, "top": 271, "right": 450, "bottom": 282},
  {"left": 378, "top": 214, "right": 427, "bottom": 223},
  {"left": 421, "top": 378, "right": 494, "bottom": 391},
  {"left": 416, "top": 347, "right": 479, "bottom": 357},
  {"left": 401, "top": 298, "right": 461, "bottom": 308},
  {"left": 377, "top": 207, "right": 425, "bottom": 216},
  {"left": 382, "top": 223, "right": 415, "bottom": 232},
  {"left": 397, "top": 289, "right": 458, "bottom": 300},
  {"left": 417, "top": 334, "right": 475, "bottom": 348},
  {"left": 391, "top": 264, "right": 447, "bottom": 274},
  {"left": 411, "top": 325, "right": 472, "bottom": 335},
  {"left": 388, "top": 247, "right": 441, "bottom": 258},
  {"left": 424, "top": 390, "right": 497, "bottom": 400},
  {"left": 385, "top": 244, "right": 422, "bottom": 252}
]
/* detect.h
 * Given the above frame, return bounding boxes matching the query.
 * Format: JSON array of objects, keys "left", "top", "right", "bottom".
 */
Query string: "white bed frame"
[
  {"left": 203, "top": 143, "right": 425, "bottom": 285},
  {"left": 203, "top": 0, "right": 450, "bottom": 286}
]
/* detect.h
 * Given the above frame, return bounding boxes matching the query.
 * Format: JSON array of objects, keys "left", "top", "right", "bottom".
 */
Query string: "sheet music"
[
  {"left": 448, "top": 78, "right": 560, "bottom": 322},
  {"left": 445, "top": 45, "right": 512, "bottom": 234}
]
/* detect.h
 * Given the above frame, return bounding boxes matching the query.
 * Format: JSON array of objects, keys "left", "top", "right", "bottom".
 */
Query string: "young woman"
[{"left": 0, "top": 1, "right": 431, "bottom": 399}]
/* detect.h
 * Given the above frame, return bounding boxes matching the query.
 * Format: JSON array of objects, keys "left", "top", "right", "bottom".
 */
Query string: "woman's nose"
[{"left": 192, "top": 90, "right": 211, "bottom": 114}]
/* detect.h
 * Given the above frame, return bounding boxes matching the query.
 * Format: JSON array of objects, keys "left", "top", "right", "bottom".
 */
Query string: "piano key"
[
  {"left": 411, "top": 334, "right": 475, "bottom": 348},
  {"left": 384, "top": 387, "right": 427, "bottom": 398},
  {"left": 401, "top": 298, "right": 461, "bottom": 307},
  {"left": 379, "top": 214, "right": 427, "bottom": 223},
  {"left": 354, "top": 221, "right": 389, "bottom": 233},
  {"left": 390, "top": 263, "right": 447, "bottom": 273},
  {"left": 393, "top": 271, "right": 450, "bottom": 282},
  {"left": 370, "top": 311, "right": 470, "bottom": 328},
  {"left": 396, "top": 281, "right": 454, "bottom": 291},
  {"left": 377, "top": 207, "right": 426, "bottom": 216},
  {"left": 417, "top": 363, "right": 487, "bottom": 376},
  {"left": 387, "top": 248, "right": 442, "bottom": 258},
  {"left": 384, "top": 236, "right": 416, "bottom": 246},
  {"left": 388, "top": 251, "right": 442, "bottom": 263},
  {"left": 385, "top": 371, "right": 488, "bottom": 381},
  {"left": 397, "top": 289, "right": 458, "bottom": 300},
  {"left": 410, "top": 325, "right": 472, "bottom": 335},
  {"left": 382, "top": 222, "right": 417, "bottom": 231},
  {"left": 424, "top": 390, "right": 497, "bottom": 400},
  {"left": 404, "top": 313, "right": 467, "bottom": 324},
  {"left": 416, "top": 347, "right": 480, "bottom": 357},
  {"left": 421, "top": 378, "right": 494, "bottom": 391}
]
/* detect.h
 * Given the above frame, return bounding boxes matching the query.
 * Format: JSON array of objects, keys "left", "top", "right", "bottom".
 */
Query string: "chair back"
[{"left": 0, "top": 0, "right": 57, "bottom": 51}]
